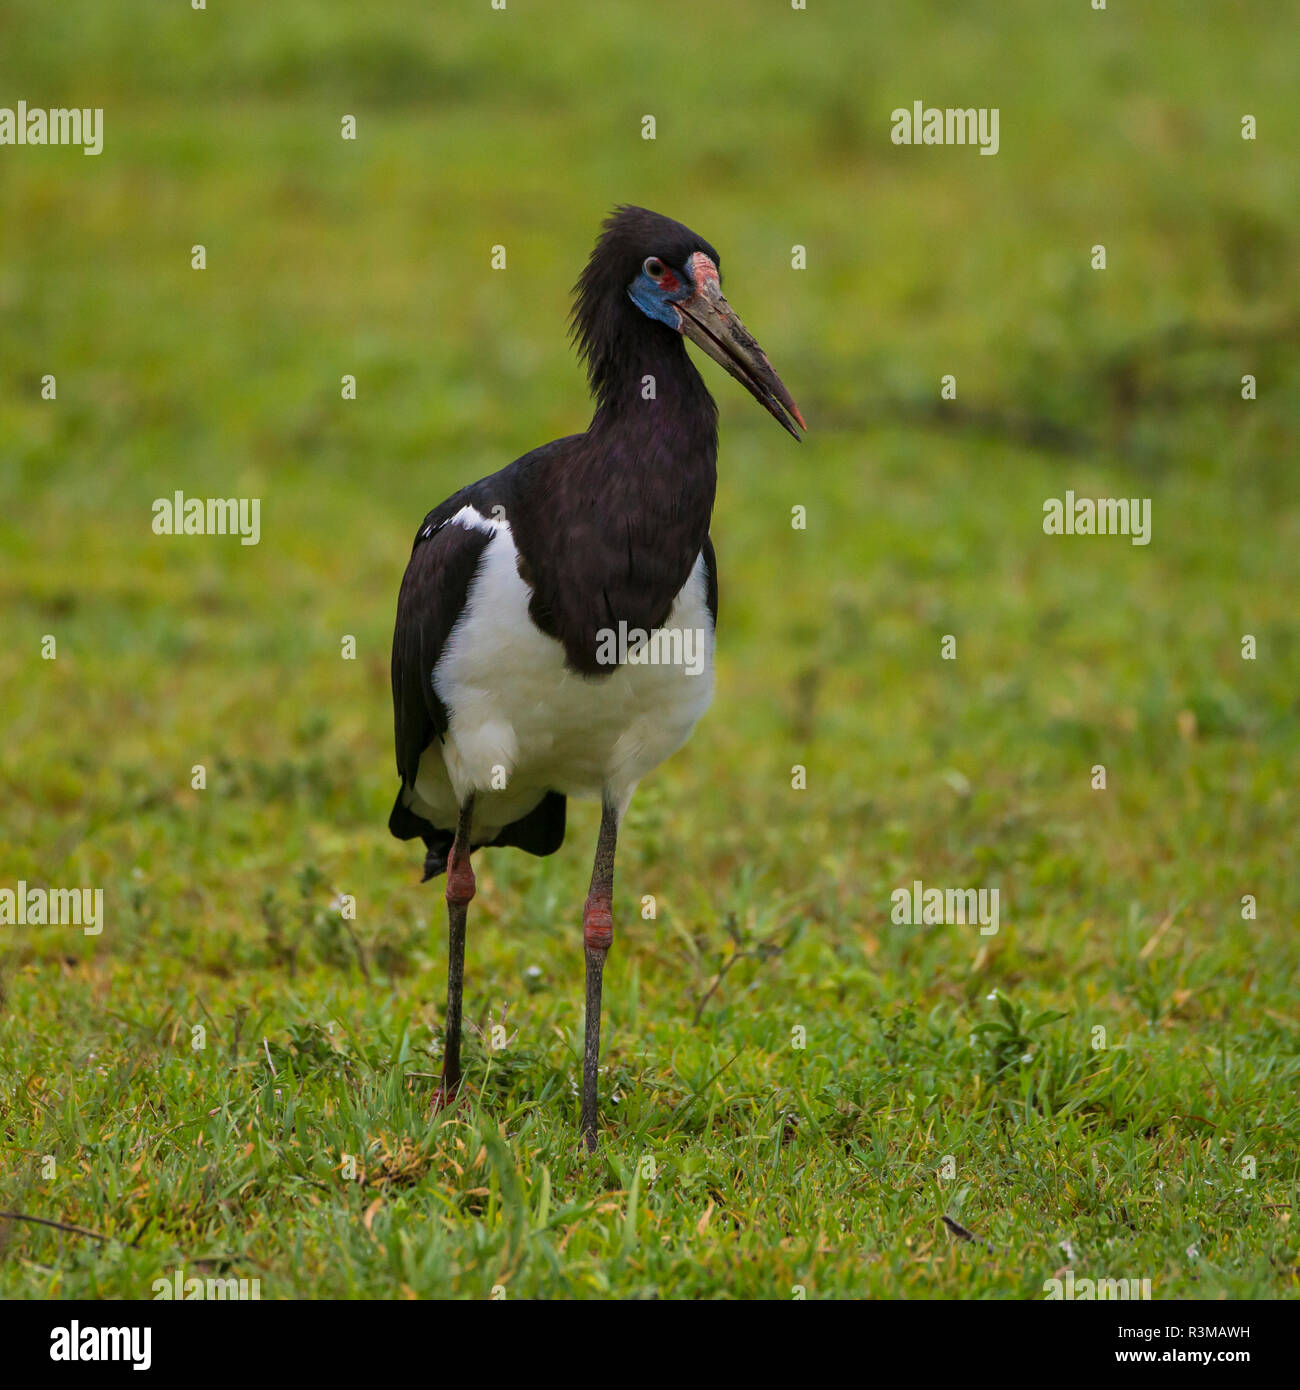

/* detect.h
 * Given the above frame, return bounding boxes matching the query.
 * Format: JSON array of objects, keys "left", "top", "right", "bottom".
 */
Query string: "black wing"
[
  {"left": 390, "top": 504, "right": 493, "bottom": 796},
  {"left": 388, "top": 460, "right": 571, "bottom": 877}
]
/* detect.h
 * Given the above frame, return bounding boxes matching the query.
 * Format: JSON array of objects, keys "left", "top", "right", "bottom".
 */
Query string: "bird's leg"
[
  {"left": 435, "top": 794, "right": 475, "bottom": 1112},
  {"left": 581, "top": 799, "right": 619, "bottom": 1152}
]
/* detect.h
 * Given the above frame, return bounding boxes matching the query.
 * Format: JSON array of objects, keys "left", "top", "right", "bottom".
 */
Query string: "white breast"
[{"left": 411, "top": 508, "right": 715, "bottom": 839}]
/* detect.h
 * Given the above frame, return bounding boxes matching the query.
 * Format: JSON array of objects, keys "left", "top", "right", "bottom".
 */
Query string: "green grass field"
[{"left": 2, "top": 1, "right": 1297, "bottom": 1299}]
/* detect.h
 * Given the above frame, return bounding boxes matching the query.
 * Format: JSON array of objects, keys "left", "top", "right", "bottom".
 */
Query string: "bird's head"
[{"left": 573, "top": 205, "right": 806, "bottom": 440}]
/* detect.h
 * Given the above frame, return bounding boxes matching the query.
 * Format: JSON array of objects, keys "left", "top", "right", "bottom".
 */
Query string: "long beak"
[{"left": 676, "top": 255, "right": 806, "bottom": 441}]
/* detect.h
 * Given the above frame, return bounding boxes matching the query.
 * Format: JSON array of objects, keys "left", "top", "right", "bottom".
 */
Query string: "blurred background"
[{"left": 0, "top": 1, "right": 1297, "bottom": 1297}]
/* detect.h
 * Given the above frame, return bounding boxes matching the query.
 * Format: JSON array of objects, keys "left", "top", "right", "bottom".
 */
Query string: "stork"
[{"left": 390, "top": 206, "right": 804, "bottom": 1150}]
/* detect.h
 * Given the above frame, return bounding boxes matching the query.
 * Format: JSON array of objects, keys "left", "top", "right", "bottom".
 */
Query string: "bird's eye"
[{"left": 643, "top": 257, "right": 666, "bottom": 280}]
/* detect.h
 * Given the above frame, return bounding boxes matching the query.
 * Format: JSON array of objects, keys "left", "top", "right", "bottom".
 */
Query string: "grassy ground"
[{"left": 1, "top": 2, "right": 1297, "bottom": 1298}]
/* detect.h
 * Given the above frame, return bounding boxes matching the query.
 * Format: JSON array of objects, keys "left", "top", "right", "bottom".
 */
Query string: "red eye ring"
[{"left": 643, "top": 257, "right": 666, "bottom": 280}]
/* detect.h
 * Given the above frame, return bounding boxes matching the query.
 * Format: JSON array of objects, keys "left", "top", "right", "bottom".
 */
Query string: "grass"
[{"left": 1, "top": 0, "right": 1298, "bottom": 1299}]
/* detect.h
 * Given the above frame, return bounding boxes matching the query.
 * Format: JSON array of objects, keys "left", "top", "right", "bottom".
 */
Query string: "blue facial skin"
[{"left": 627, "top": 261, "right": 695, "bottom": 328}]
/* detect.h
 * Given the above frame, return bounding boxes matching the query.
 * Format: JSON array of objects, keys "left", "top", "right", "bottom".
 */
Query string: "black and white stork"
[{"left": 390, "top": 206, "right": 804, "bottom": 1150}]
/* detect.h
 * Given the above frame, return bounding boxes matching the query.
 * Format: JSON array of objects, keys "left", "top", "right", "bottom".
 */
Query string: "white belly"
[{"left": 411, "top": 511, "right": 714, "bottom": 839}]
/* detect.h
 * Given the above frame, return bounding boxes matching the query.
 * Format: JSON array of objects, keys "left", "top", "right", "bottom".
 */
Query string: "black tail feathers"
[{"left": 389, "top": 787, "right": 567, "bottom": 881}]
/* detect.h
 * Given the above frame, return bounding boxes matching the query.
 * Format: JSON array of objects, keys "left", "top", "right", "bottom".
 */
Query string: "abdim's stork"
[{"left": 390, "top": 206, "right": 804, "bottom": 1149}]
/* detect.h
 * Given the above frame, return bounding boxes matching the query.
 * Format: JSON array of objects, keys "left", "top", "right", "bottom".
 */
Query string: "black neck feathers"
[{"left": 513, "top": 305, "right": 718, "bottom": 676}]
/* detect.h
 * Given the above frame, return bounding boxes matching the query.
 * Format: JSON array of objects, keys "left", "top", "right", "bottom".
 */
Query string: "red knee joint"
[
  {"left": 583, "top": 893, "right": 613, "bottom": 952},
  {"left": 445, "top": 849, "right": 475, "bottom": 907}
]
